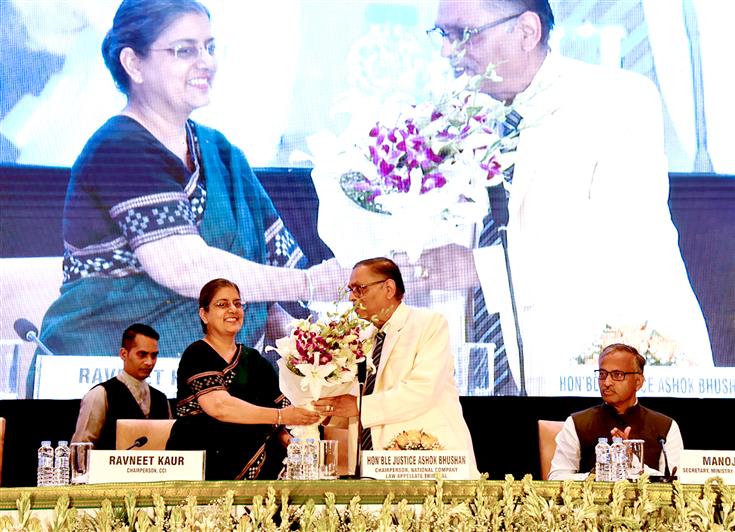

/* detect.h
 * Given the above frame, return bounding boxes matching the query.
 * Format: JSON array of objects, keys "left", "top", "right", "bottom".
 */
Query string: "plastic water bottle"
[
  {"left": 610, "top": 437, "right": 627, "bottom": 481},
  {"left": 594, "top": 437, "right": 610, "bottom": 482},
  {"left": 302, "top": 438, "right": 319, "bottom": 480},
  {"left": 54, "top": 440, "right": 71, "bottom": 485},
  {"left": 286, "top": 438, "right": 302, "bottom": 480},
  {"left": 37, "top": 440, "right": 54, "bottom": 486}
]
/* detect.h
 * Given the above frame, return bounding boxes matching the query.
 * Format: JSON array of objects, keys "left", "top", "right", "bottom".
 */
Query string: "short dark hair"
[
  {"left": 487, "top": 0, "right": 555, "bottom": 46},
  {"left": 121, "top": 323, "right": 159, "bottom": 350},
  {"left": 198, "top": 278, "right": 241, "bottom": 333},
  {"left": 102, "top": 0, "right": 210, "bottom": 95},
  {"left": 599, "top": 343, "right": 646, "bottom": 373},
  {"left": 353, "top": 257, "right": 405, "bottom": 300}
]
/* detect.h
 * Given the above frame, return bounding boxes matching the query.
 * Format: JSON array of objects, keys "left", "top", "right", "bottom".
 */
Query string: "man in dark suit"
[{"left": 549, "top": 343, "right": 683, "bottom": 480}]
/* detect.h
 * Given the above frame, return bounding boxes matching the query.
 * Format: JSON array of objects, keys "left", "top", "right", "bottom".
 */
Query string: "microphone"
[
  {"left": 357, "top": 358, "right": 367, "bottom": 385},
  {"left": 13, "top": 318, "right": 54, "bottom": 356},
  {"left": 659, "top": 436, "right": 672, "bottom": 481},
  {"left": 126, "top": 436, "right": 148, "bottom": 450},
  {"left": 487, "top": 182, "right": 510, "bottom": 228},
  {"left": 485, "top": 185, "right": 527, "bottom": 395}
]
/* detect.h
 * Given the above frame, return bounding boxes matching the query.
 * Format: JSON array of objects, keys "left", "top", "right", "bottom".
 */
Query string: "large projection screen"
[{"left": 1, "top": 0, "right": 733, "bottom": 399}]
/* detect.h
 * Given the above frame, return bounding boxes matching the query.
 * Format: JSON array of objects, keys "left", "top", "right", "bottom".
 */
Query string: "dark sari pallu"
[{"left": 167, "top": 340, "right": 287, "bottom": 480}]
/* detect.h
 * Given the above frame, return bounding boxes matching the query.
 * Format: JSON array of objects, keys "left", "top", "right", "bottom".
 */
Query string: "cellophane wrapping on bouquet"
[
  {"left": 308, "top": 71, "right": 520, "bottom": 265},
  {"left": 268, "top": 304, "right": 374, "bottom": 440}
]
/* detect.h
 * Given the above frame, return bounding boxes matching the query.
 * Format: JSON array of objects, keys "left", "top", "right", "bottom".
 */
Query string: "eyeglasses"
[
  {"left": 346, "top": 279, "right": 388, "bottom": 297},
  {"left": 595, "top": 369, "right": 642, "bottom": 381},
  {"left": 150, "top": 41, "right": 216, "bottom": 61},
  {"left": 212, "top": 300, "right": 243, "bottom": 310},
  {"left": 426, "top": 12, "right": 524, "bottom": 47}
]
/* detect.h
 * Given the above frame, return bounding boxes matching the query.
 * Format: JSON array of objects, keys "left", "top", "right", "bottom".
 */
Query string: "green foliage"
[{"left": 2, "top": 477, "right": 734, "bottom": 531}]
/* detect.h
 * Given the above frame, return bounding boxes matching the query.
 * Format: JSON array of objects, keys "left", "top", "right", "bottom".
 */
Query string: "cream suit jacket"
[
  {"left": 350, "top": 302, "right": 479, "bottom": 477},
  {"left": 473, "top": 53, "right": 713, "bottom": 395}
]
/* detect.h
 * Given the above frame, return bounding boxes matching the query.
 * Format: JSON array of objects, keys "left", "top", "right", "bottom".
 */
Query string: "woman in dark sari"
[
  {"left": 28, "top": 0, "right": 346, "bottom": 392},
  {"left": 167, "top": 278, "right": 319, "bottom": 480}
]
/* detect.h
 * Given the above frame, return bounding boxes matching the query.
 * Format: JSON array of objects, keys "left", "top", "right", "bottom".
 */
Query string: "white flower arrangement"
[
  {"left": 267, "top": 303, "right": 373, "bottom": 439},
  {"left": 574, "top": 322, "right": 683, "bottom": 366},
  {"left": 306, "top": 67, "right": 519, "bottom": 264}
]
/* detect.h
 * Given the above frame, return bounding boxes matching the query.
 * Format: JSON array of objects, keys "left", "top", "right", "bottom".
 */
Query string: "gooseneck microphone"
[
  {"left": 357, "top": 358, "right": 367, "bottom": 386},
  {"left": 351, "top": 358, "right": 368, "bottom": 478},
  {"left": 659, "top": 436, "right": 671, "bottom": 480},
  {"left": 126, "top": 436, "right": 149, "bottom": 450},
  {"left": 13, "top": 318, "right": 55, "bottom": 356},
  {"left": 488, "top": 183, "right": 527, "bottom": 395}
]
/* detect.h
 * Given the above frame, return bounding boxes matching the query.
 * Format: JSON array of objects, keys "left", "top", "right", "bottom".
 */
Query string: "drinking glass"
[
  {"left": 458, "top": 342, "right": 496, "bottom": 396},
  {"left": 70, "top": 442, "right": 94, "bottom": 484},
  {"left": 319, "top": 439, "right": 339, "bottom": 479},
  {"left": 0, "top": 340, "right": 21, "bottom": 399}
]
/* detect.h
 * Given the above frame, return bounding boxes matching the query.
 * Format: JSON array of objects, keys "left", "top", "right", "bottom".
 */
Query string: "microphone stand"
[
  {"left": 340, "top": 368, "right": 366, "bottom": 479},
  {"left": 651, "top": 437, "right": 677, "bottom": 483},
  {"left": 487, "top": 183, "right": 527, "bottom": 396},
  {"left": 499, "top": 229, "right": 527, "bottom": 396},
  {"left": 354, "top": 382, "right": 365, "bottom": 478}
]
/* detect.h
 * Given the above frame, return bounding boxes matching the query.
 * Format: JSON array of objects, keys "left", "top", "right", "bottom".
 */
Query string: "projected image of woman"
[{"left": 29, "top": 0, "right": 346, "bottom": 389}]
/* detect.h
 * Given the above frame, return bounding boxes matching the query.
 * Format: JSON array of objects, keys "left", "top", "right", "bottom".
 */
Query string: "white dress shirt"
[{"left": 71, "top": 371, "right": 168, "bottom": 444}]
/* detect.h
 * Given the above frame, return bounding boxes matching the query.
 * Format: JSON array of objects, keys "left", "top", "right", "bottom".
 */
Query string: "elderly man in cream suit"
[
  {"left": 314, "top": 257, "right": 479, "bottom": 478},
  {"left": 412, "top": 0, "right": 713, "bottom": 395}
]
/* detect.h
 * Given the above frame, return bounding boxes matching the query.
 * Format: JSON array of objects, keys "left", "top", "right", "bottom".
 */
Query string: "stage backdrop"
[{"left": 1, "top": 167, "right": 733, "bottom": 399}]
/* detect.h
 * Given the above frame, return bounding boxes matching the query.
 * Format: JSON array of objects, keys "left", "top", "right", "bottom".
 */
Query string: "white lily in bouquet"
[
  {"left": 267, "top": 303, "right": 374, "bottom": 440},
  {"left": 307, "top": 67, "right": 520, "bottom": 265}
]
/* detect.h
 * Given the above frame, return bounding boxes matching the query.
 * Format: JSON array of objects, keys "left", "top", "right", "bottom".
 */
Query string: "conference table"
[{"left": 1, "top": 477, "right": 731, "bottom": 529}]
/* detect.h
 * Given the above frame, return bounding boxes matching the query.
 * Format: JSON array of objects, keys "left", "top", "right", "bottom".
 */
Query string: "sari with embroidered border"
[
  {"left": 30, "top": 116, "right": 306, "bottom": 392},
  {"left": 166, "top": 340, "right": 287, "bottom": 480}
]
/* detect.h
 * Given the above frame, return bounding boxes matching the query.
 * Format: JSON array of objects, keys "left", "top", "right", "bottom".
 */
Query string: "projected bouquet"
[
  {"left": 308, "top": 70, "right": 519, "bottom": 264},
  {"left": 267, "top": 304, "right": 373, "bottom": 440},
  {"left": 574, "top": 322, "right": 683, "bottom": 367}
]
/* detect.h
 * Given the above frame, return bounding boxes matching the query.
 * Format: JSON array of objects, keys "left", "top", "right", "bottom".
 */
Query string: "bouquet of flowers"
[
  {"left": 574, "top": 322, "right": 683, "bottom": 366},
  {"left": 308, "top": 70, "right": 519, "bottom": 264},
  {"left": 267, "top": 303, "right": 374, "bottom": 440},
  {"left": 385, "top": 430, "right": 443, "bottom": 451}
]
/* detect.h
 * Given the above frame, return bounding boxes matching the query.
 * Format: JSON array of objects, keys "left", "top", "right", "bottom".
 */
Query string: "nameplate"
[
  {"left": 88, "top": 450, "right": 205, "bottom": 484},
  {"left": 678, "top": 450, "right": 735, "bottom": 485},
  {"left": 34, "top": 355, "right": 178, "bottom": 399},
  {"left": 361, "top": 451, "right": 470, "bottom": 480}
]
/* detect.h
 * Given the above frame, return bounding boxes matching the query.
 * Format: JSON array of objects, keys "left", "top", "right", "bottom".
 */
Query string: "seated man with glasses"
[{"left": 548, "top": 343, "right": 683, "bottom": 480}]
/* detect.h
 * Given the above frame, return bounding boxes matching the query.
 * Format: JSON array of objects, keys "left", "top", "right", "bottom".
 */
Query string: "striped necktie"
[
  {"left": 471, "top": 109, "right": 522, "bottom": 396},
  {"left": 360, "top": 330, "right": 385, "bottom": 451}
]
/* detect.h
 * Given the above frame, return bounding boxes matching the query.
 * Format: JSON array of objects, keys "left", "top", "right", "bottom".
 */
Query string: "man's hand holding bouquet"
[{"left": 267, "top": 303, "right": 374, "bottom": 440}]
